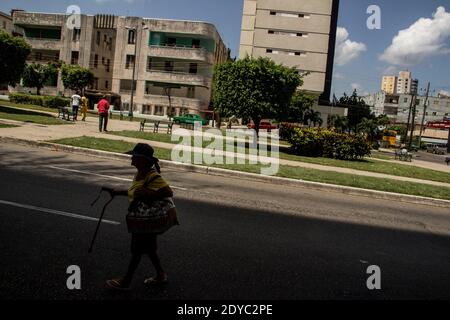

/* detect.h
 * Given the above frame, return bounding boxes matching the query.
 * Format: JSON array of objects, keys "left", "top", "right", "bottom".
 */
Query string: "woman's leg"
[
  {"left": 123, "top": 253, "right": 141, "bottom": 285},
  {"left": 148, "top": 235, "right": 165, "bottom": 277}
]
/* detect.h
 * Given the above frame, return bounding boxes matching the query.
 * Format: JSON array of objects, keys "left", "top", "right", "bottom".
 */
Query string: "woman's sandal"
[
  {"left": 144, "top": 275, "right": 168, "bottom": 286},
  {"left": 106, "top": 278, "right": 131, "bottom": 291}
]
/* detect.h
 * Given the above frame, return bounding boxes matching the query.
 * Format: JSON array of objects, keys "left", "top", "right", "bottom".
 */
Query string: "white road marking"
[
  {"left": 0, "top": 199, "right": 120, "bottom": 225},
  {"left": 45, "top": 165, "right": 188, "bottom": 191}
]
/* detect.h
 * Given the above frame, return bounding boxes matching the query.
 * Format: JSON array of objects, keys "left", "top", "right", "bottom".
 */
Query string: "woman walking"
[{"left": 106, "top": 143, "right": 178, "bottom": 290}]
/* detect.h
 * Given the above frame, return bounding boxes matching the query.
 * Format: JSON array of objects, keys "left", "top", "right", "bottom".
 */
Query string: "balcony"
[
  {"left": 148, "top": 45, "right": 214, "bottom": 64},
  {"left": 25, "top": 37, "right": 62, "bottom": 51},
  {"left": 146, "top": 70, "right": 211, "bottom": 88}
]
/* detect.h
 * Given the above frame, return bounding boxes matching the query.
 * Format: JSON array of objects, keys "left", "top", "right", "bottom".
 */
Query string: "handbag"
[{"left": 126, "top": 198, "right": 179, "bottom": 234}]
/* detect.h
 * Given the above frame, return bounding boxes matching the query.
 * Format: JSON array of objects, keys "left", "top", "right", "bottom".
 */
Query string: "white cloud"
[
  {"left": 382, "top": 65, "right": 399, "bottom": 76},
  {"left": 351, "top": 83, "right": 362, "bottom": 90},
  {"left": 95, "top": 0, "right": 135, "bottom": 3},
  {"left": 439, "top": 90, "right": 450, "bottom": 97},
  {"left": 335, "top": 27, "right": 367, "bottom": 66},
  {"left": 333, "top": 72, "right": 345, "bottom": 79},
  {"left": 380, "top": 6, "right": 450, "bottom": 66}
]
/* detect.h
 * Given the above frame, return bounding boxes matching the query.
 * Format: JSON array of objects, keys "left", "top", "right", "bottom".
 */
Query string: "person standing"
[
  {"left": 80, "top": 94, "right": 89, "bottom": 122},
  {"left": 98, "top": 96, "right": 110, "bottom": 132},
  {"left": 71, "top": 92, "right": 81, "bottom": 121}
]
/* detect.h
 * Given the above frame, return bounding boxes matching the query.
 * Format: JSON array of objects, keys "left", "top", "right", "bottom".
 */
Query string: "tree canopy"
[
  {"left": 213, "top": 57, "right": 302, "bottom": 133},
  {"left": 0, "top": 31, "right": 31, "bottom": 86},
  {"left": 21, "top": 63, "right": 58, "bottom": 95},
  {"left": 61, "top": 64, "right": 94, "bottom": 94}
]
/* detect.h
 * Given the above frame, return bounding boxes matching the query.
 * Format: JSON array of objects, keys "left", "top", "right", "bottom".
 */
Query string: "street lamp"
[{"left": 125, "top": 23, "right": 149, "bottom": 119}]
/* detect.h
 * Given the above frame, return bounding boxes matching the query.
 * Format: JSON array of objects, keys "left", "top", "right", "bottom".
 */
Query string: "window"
[
  {"left": 434, "top": 100, "right": 440, "bottom": 105},
  {"left": 71, "top": 51, "right": 79, "bottom": 65},
  {"left": 192, "top": 39, "right": 200, "bottom": 48},
  {"left": 125, "top": 55, "right": 135, "bottom": 69},
  {"left": 73, "top": 28, "right": 81, "bottom": 41},
  {"left": 94, "top": 54, "right": 98, "bottom": 68},
  {"left": 189, "top": 63, "right": 198, "bottom": 74},
  {"left": 164, "top": 61, "right": 174, "bottom": 72},
  {"left": 187, "top": 87, "right": 195, "bottom": 99},
  {"left": 266, "top": 49, "right": 272, "bottom": 53},
  {"left": 109, "top": 37, "right": 113, "bottom": 50},
  {"left": 154, "top": 105, "right": 164, "bottom": 116},
  {"left": 104, "top": 35, "right": 107, "bottom": 46},
  {"left": 270, "top": 11, "right": 276, "bottom": 15},
  {"left": 106, "top": 59, "right": 110, "bottom": 72},
  {"left": 128, "top": 30, "right": 136, "bottom": 44},
  {"left": 105, "top": 80, "right": 109, "bottom": 89},
  {"left": 94, "top": 78, "right": 98, "bottom": 90},
  {"left": 102, "top": 57, "right": 105, "bottom": 65},
  {"left": 35, "top": 52, "right": 42, "bottom": 60},
  {"left": 268, "top": 30, "right": 274, "bottom": 34},
  {"left": 96, "top": 31, "right": 101, "bottom": 45},
  {"left": 404, "top": 98, "right": 408, "bottom": 103},
  {"left": 167, "top": 38, "right": 176, "bottom": 47},
  {"left": 120, "top": 80, "right": 137, "bottom": 93},
  {"left": 142, "top": 105, "right": 152, "bottom": 114},
  {"left": 147, "top": 57, "right": 153, "bottom": 71},
  {"left": 2, "top": 21, "right": 6, "bottom": 29}
]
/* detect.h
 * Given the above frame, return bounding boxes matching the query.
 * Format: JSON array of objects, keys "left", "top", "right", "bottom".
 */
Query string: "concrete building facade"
[
  {"left": 363, "top": 91, "right": 450, "bottom": 124},
  {"left": 11, "top": 11, "right": 228, "bottom": 118},
  {"left": 381, "top": 76, "right": 397, "bottom": 95},
  {"left": 0, "top": 11, "right": 13, "bottom": 34},
  {"left": 239, "top": 0, "right": 340, "bottom": 103}
]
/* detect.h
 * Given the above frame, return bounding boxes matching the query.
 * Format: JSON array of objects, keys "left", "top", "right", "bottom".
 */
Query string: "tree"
[
  {"left": 338, "top": 90, "right": 371, "bottom": 132},
  {"left": 284, "top": 91, "right": 317, "bottom": 124},
  {"left": 328, "top": 115, "right": 348, "bottom": 133},
  {"left": 61, "top": 64, "right": 94, "bottom": 94},
  {"left": 21, "top": 63, "right": 58, "bottom": 95},
  {"left": 213, "top": 57, "right": 302, "bottom": 135},
  {"left": 303, "top": 108, "right": 323, "bottom": 127},
  {"left": 0, "top": 31, "right": 31, "bottom": 86}
]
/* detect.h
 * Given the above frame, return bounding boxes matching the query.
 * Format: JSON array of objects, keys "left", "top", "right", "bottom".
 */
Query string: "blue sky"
[{"left": 1, "top": 0, "right": 449, "bottom": 98}]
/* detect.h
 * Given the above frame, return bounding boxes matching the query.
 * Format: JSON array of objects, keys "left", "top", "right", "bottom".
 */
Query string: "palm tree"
[{"left": 328, "top": 115, "right": 348, "bottom": 133}]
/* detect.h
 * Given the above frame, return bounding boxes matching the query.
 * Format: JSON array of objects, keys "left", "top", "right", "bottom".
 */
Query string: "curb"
[{"left": 2, "top": 136, "right": 450, "bottom": 209}]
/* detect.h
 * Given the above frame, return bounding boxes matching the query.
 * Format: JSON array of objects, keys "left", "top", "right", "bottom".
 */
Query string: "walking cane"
[{"left": 88, "top": 187, "right": 115, "bottom": 253}]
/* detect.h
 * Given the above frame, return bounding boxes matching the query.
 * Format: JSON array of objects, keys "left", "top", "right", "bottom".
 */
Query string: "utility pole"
[
  {"left": 418, "top": 82, "right": 431, "bottom": 149},
  {"left": 404, "top": 93, "right": 415, "bottom": 144},
  {"left": 408, "top": 95, "right": 417, "bottom": 149}
]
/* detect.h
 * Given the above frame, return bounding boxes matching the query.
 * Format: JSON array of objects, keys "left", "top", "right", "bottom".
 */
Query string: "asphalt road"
[{"left": 0, "top": 142, "right": 449, "bottom": 300}]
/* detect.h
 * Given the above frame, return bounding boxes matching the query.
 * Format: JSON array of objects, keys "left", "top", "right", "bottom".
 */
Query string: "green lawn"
[
  {"left": 0, "top": 100, "right": 58, "bottom": 113},
  {"left": 49, "top": 136, "right": 450, "bottom": 201},
  {"left": 0, "top": 123, "right": 19, "bottom": 128},
  {"left": 0, "top": 105, "right": 68, "bottom": 125},
  {"left": 108, "top": 130, "right": 450, "bottom": 184}
]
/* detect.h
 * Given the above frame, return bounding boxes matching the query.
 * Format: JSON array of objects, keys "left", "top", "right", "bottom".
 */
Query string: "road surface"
[{"left": 0, "top": 142, "right": 449, "bottom": 300}]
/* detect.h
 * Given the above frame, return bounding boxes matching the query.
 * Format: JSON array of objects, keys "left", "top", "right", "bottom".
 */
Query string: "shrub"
[
  {"left": 9, "top": 93, "right": 70, "bottom": 108},
  {"left": 288, "top": 128, "right": 371, "bottom": 160}
]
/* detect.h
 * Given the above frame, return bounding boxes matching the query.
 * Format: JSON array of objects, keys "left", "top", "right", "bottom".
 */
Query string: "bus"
[{"left": 382, "top": 130, "right": 398, "bottom": 147}]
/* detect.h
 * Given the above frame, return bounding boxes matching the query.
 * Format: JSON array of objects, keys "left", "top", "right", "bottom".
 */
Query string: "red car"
[{"left": 247, "top": 120, "right": 278, "bottom": 130}]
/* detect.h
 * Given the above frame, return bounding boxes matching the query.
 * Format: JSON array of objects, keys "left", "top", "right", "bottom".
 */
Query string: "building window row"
[
  {"left": 269, "top": 11, "right": 310, "bottom": 19},
  {"left": 268, "top": 30, "right": 308, "bottom": 38},
  {"left": 266, "top": 48, "right": 306, "bottom": 56}
]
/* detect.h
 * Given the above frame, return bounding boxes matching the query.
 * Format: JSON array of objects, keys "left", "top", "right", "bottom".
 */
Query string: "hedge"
[
  {"left": 287, "top": 128, "right": 371, "bottom": 160},
  {"left": 9, "top": 93, "right": 70, "bottom": 109}
]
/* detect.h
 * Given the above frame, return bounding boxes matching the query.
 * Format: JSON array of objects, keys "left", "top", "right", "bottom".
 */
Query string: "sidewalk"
[{"left": 1, "top": 106, "right": 449, "bottom": 188}]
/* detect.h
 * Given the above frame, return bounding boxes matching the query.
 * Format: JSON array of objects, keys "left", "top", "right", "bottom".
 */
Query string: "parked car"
[
  {"left": 173, "top": 114, "right": 209, "bottom": 126},
  {"left": 247, "top": 120, "right": 278, "bottom": 131},
  {"left": 426, "top": 144, "right": 447, "bottom": 155}
]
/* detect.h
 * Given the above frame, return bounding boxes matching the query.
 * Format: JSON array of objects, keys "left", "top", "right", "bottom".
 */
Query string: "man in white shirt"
[{"left": 71, "top": 92, "right": 81, "bottom": 121}]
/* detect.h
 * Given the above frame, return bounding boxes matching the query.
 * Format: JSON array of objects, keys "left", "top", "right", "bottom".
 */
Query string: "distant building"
[
  {"left": 239, "top": 0, "right": 340, "bottom": 103},
  {"left": 11, "top": 10, "right": 228, "bottom": 118},
  {"left": 381, "top": 71, "right": 419, "bottom": 95},
  {"left": 363, "top": 91, "right": 450, "bottom": 124}
]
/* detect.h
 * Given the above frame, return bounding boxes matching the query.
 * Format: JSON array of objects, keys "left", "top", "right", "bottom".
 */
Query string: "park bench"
[
  {"left": 394, "top": 150, "right": 413, "bottom": 162},
  {"left": 140, "top": 119, "right": 174, "bottom": 134},
  {"left": 58, "top": 106, "right": 75, "bottom": 121}
]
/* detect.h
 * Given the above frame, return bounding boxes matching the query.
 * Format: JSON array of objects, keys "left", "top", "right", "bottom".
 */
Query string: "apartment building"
[
  {"left": 381, "top": 71, "right": 418, "bottom": 95},
  {"left": 11, "top": 11, "right": 228, "bottom": 117},
  {"left": 239, "top": 0, "right": 340, "bottom": 103},
  {"left": 363, "top": 91, "right": 450, "bottom": 124},
  {"left": 0, "top": 11, "right": 13, "bottom": 34}
]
